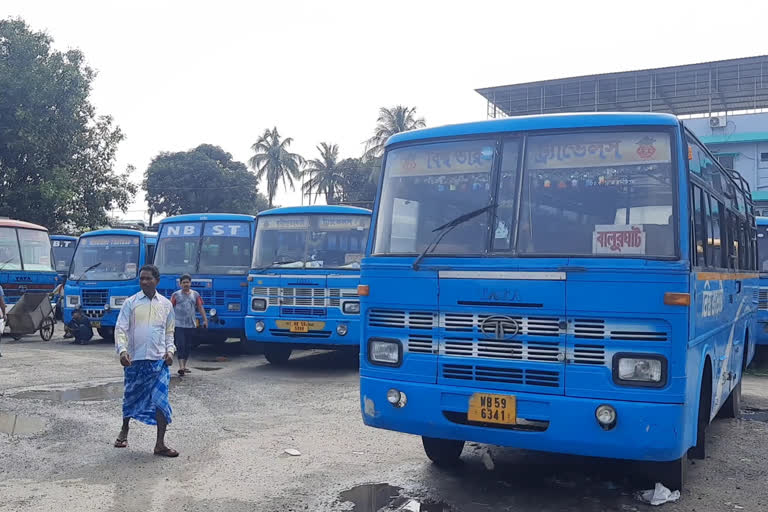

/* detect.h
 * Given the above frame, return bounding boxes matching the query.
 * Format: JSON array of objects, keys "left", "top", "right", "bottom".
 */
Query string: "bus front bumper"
[
  {"left": 245, "top": 315, "right": 360, "bottom": 346},
  {"left": 360, "top": 376, "right": 688, "bottom": 462}
]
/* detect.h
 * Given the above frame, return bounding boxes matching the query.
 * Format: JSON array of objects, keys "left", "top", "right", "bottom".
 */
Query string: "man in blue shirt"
[{"left": 67, "top": 308, "right": 93, "bottom": 345}]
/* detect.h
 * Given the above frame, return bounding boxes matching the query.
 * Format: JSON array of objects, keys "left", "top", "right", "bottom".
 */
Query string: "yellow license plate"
[
  {"left": 467, "top": 393, "right": 516, "bottom": 425},
  {"left": 289, "top": 321, "right": 309, "bottom": 333},
  {"left": 91, "top": 321, "right": 101, "bottom": 328}
]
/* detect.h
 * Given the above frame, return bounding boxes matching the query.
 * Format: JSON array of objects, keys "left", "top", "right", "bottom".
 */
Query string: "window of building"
[{"left": 716, "top": 154, "right": 734, "bottom": 169}]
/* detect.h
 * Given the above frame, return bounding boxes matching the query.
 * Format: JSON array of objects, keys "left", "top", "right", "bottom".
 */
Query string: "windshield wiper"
[
  {"left": 412, "top": 203, "right": 497, "bottom": 271},
  {"left": 0, "top": 258, "right": 16, "bottom": 272},
  {"left": 251, "top": 260, "right": 305, "bottom": 274},
  {"left": 72, "top": 262, "right": 102, "bottom": 284}
]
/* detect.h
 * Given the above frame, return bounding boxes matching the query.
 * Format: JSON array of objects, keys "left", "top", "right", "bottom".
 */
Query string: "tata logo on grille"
[{"left": 479, "top": 316, "right": 520, "bottom": 340}]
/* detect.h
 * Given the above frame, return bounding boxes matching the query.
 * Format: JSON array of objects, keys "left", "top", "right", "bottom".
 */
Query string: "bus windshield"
[
  {"left": 155, "top": 221, "right": 252, "bottom": 275},
  {"left": 374, "top": 130, "right": 676, "bottom": 258},
  {"left": 758, "top": 227, "right": 768, "bottom": 273},
  {"left": 18, "top": 229, "right": 54, "bottom": 271},
  {"left": 0, "top": 227, "right": 22, "bottom": 270},
  {"left": 52, "top": 241, "right": 76, "bottom": 273},
  {"left": 198, "top": 222, "right": 252, "bottom": 275},
  {"left": 253, "top": 214, "right": 370, "bottom": 269},
  {"left": 70, "top": 235, "right": 140, "bottom": 281}
]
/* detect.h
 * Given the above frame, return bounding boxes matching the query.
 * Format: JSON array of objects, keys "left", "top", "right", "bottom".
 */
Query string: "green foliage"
[
  {"left": 334, "top": 158, "right": 378, "bottom": 208},
  {"left": 144, "top": 144, "right": 268, "bottom": 216},
  {"left": 249, "top": 128, "right": 304, "bottom": 208},
  {"left": 0, "top": 18, "right": 136, "bottom": 231},
  {"left": 364, "top": 106, "right": 426, "bottom": 160},
  {"left": 302, "top": 143, "right": 343, "bottom": 204}
]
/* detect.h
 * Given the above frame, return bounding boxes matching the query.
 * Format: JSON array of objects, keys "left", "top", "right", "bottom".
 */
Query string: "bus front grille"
[
  {"left": 82, "top": 289, "right": 108, "bottom": 307},
  {"left": 442, "top": 363, "right": 560, "bottom": 388},
  {"left": 759, "top": 288, "right": 768, "bottom": 311}
]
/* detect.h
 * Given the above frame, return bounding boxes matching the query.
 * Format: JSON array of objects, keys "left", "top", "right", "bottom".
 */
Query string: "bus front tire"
[
  {"left": 421, "top": 436, "right": 465, "bottom": 467},
  {"left": 264, "top": 344, "right": 292, "bottom": 365},
  {"left": 651, "top": 453, "right": 687, "bottom": 491},
  {"left": 97, "top": 328, "right": 114, "bottom": 342},
  {"left": 717, "top": 380, "right": 741, "bottom": 419}
]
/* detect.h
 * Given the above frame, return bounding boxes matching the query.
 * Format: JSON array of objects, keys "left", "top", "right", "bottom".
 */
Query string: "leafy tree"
[
  {"left": 0, "top": 18, "right": 136, "bottom": 231},
  {"left": 302, "top": 143, "right": 344, "bottom": 204},
  {"left": 144, "top": 144, "right": 268, "bottom": 216},
  {"left": 363, "top": 106, "right": 426, "bottom": 160},
  {"left": 333, "top": 158, "right": 378, "bottom": 208},
  {"left": 249, "top": 127, "right": 304, "bottom": 208}
]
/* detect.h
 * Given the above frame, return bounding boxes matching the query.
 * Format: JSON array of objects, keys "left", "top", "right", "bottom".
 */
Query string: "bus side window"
[
  {"left": 691, "top": 185, "right": 706, "bottom": 267},
  {"left": 706, "top": 195, "right": 724, "bottom": 268}
]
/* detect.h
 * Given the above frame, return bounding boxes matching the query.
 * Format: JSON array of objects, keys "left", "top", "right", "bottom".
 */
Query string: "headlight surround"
[
  {"left": 66, "top": 295, "right": 80, "bottom": 308},
  {"left": 612, "top": 353, "right": 667, "bottom": 387},
  {"left": 368, "top": 338, "right": 402, "bottom": 367},
  {"left": 342, "top": 301, "right": 360, "bottom": 314},
  {"left": 110, "top": 296, "right": 128, "bottom": 308},
  {"left": 251, "top": 298, "right": 267, "bottom": 312}
]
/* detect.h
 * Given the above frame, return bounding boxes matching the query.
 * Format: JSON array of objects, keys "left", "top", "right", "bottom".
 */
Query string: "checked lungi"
[{"left": 122, "top": 360, "right": 172, "bottom": 425}]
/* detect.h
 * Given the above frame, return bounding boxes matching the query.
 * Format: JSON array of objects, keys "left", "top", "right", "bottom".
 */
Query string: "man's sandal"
[{"left": 114, "top": 438, "right": 128, "bottom": 448}]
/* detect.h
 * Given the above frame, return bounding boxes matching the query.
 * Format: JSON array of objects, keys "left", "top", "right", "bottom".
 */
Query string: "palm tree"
[
  {"left": 249, "top": 127, "right": 304, "bottom": 208},
  {"left": 363, "top": 105, "right": 426, "bottom": 160},
  {"left": 302, "top": 143, "right": 343, "bottom": 204}
]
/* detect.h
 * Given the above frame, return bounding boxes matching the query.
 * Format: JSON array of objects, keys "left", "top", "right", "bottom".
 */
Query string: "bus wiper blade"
[
  {"left": 0, "top": 258, "right": 16, "bottom": 272},
  {"left": 73, "top": 262, "right": 101, "bottom": 283},
  {"left": 412, "top": 203, "right": 497, "bottom": 271}
]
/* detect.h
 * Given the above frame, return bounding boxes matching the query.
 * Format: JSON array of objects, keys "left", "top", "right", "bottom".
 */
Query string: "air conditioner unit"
[{"left": 709, "top": 116, "right": 727, "bottom": 128}]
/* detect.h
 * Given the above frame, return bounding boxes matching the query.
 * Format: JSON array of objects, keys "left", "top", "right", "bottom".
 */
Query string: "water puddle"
[
  {"left": 10, "top": 382, "right": 123, "bottom": 402},
  {"left": 338, "top": 484, "right": 451, "bottom": 511},
  {"left": 742, "top": 407, "right": 768, "bottom": 422},
  {"left": 0, "top": 412, "right": 45, "bottom": 435},
  {"left": 192, "top": 367, "right": 222, "bottom": 372}
]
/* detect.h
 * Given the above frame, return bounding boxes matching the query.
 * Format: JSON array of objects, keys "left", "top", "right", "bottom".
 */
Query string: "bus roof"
[
  {"left": 386, "top": 112, "right": 680, "bottom": 146},
  {"left": 0, "top": 219, "right": 48, "bottom": 231},
  {"left": 258, "top": 205, "right": 371, "bottom": 217},
  {"left": 50, "top": 234, "right": 78, "bottom": 241},
  {"left": 757, "top": 216, "right": 768, "bottom": 226},
  {"left": 159, "top": 213, "right": 256, "bottom": 223},
  {"left": 79, "top": 229, "right": 156, "bottom": 238}
]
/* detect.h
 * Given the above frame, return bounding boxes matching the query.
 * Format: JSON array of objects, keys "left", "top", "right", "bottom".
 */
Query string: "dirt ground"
[{"left": 1, "top": 328, "right": 767, "bottom": 512}]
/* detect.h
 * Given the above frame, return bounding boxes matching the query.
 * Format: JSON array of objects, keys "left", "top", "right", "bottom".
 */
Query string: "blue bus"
[
  {"left": 64, "top": 229, "right": 157, "bottom": 340},
  {"left": 0, "top": 219, "right": 58, "bottom": 310},
  {"left": 51, "top": 235, "right": 78, "bottom": 280},
  {"left": 244, "top": 205, "right": 371, "bottom": 364},
  {"left": 757, "top": 217, "right": 768, "bottom": 347},
  {"left": 154, "top": 214, "right": 256, "bottom": 343},
  {"left": 358, "top": 113, "right": 757, "bottom": 489}
]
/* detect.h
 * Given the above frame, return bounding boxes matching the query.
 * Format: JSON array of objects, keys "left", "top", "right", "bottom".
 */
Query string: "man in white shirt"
[{"left": 113, "top": 264, "right": 178, "bottom": 457}]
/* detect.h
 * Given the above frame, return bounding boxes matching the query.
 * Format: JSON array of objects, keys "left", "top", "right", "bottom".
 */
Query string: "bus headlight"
[
  {"left": 595, "top": 404, "right": 617, "bottom": 430},
  {"left": 613, "top": 354, "right": 666, "bottom": 386},
  {"left": 110, "top": 296, "right": 128, "bottom": 308},
  {"left": 66, "top": 295, "right": 80, "bottom": 308},
  {"left": 255, "top": 320, "right": 265, "bottom": 333},
  {"left": 228, "top": 303, "right": 241, "bottom": 312},
  {"left": 342, "top": 301, "right": 360, "bottom": 314},
  {"left": 209, "top": 308, "right": 217, "bottom": 317},
  {"left": 251, "top": 298, "right": 267, "bottom": 312},
  {"left": 336, "top": 324, "right": 348, "bottom": 336},
  {"left": 368, "top": 339, "right": 402, "bottom": 367}
]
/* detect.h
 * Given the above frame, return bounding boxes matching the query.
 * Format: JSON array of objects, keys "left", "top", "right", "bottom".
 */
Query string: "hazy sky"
[{"left": 3, "top": 0, "right": 767, "bottom": 220}]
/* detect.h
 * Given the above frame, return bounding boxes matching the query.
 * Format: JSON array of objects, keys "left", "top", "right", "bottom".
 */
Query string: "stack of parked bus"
[{"left": 3, "top": 112, "right": 763, "bottom": 492}]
